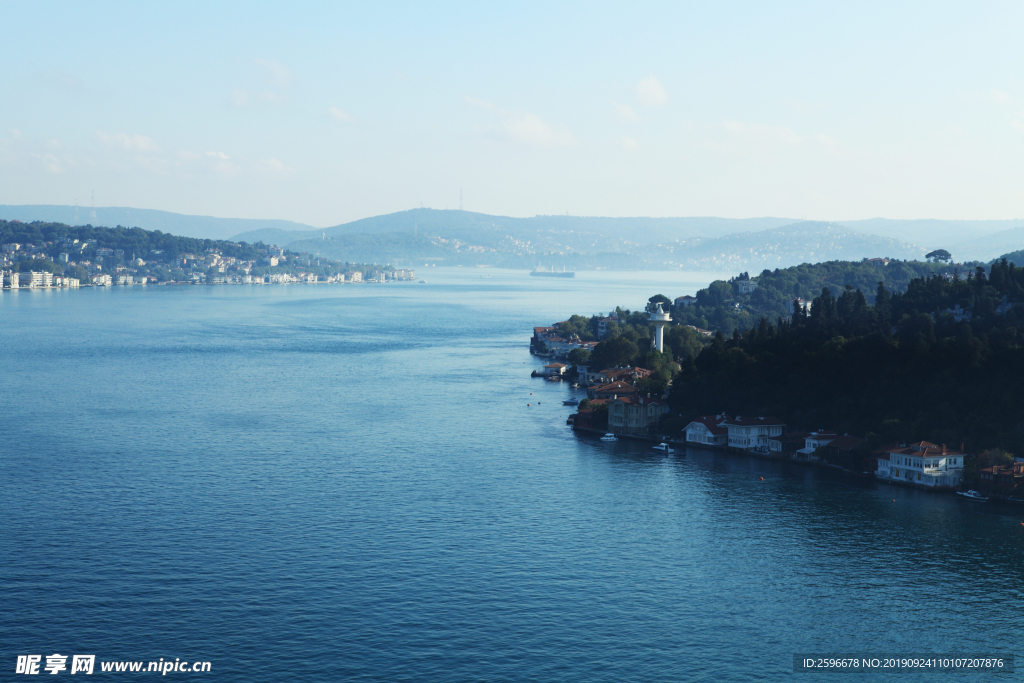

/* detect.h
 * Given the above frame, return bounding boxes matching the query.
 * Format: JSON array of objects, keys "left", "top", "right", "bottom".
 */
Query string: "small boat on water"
[
  {"left": 562, "top": 399, "right": 579, "bottom": 406},
  {"left": 419, "top": 280, "right": 427, "bottom": 283},
  {"left": 600, "top": 433, "right": 617, "bottom": 442},
  {"left": 652, "top": 443, "right": 673, "bottom": 453},
  {"left": 957, "top": 490, "right": 989, "bottom": 502}
]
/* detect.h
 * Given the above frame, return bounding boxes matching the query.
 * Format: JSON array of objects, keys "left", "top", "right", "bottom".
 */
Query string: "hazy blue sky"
[{"left": 2, "top": 1, "right": 1022, "bottom": 226}]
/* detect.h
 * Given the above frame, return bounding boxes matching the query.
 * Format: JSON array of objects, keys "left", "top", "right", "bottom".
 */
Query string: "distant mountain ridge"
[
  {"left": 1, "top": 204, "right": 1021, "bottom": 270},
  {"left": 0, "top": 205, "right": 314, "bottom": 241},
  {"left": 274, "top": 218, "right": 927, "bottom": 271},
  {"left": 228, "top": 210, "right": 801, "bottom": 250}
]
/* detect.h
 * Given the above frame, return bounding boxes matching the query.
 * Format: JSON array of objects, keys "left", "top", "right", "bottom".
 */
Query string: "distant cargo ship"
[{"left": 530, "top": 267, "right": 575, "bottom": 278}]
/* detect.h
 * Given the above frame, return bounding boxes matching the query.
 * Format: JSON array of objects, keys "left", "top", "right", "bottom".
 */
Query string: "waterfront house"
[
  {"left": 684, "top": 415, "right": 729, "bottom": 448},
  {"left": 543, "top": 363, "right": 567, "bottom": 377},
  {"left": 20, "top": 271, "right": 53, "bottom": 288},
  {"left": 532, "top": 327, "right": 555, "bottom": 352},
  {"left": 608, "top": 395, "right": 669, "bottom": 435},
  {"left": 977, "top": 462, "right": 1024, "bottom": 498},
  {"left": 794, "top": 431, "right": 837, "bottom": 461},
  {"left": 766, "top": 431, "right": 810, "bottom": 456},
  {"left": 725, "top": 416, "right": 785, "bottom": 452},
  {"left": 544, "top": 334, "right": 584, "bottom": 358},
  {"left": 875, "top": 441, "right": 965, "bottom": 489}
]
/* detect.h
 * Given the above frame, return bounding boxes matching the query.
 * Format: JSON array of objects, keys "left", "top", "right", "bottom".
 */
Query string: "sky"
[{"left": 1, "top": 1, "right": 1023, "bottom": 227}]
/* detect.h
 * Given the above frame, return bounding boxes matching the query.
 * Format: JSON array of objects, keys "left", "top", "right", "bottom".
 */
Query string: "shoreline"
[{"left": 569, "top": 425, "right": 1024, "bottom": 502}]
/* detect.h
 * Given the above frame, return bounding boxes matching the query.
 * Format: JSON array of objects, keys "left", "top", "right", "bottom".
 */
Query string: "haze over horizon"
[{"left": 3, "top": 1, "right": 1023, "bottom": 228}]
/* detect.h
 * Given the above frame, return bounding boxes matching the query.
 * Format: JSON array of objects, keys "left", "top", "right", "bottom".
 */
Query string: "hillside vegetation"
[
  {"left": 674, "top": 259, "right": 965, "bottom": 333},
  {"left": 666, "top": 260, "right": 1024, "bottom": 454}
]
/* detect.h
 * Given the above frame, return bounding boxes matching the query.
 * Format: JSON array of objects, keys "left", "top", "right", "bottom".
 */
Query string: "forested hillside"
[
  {"left": 673, "top": 259, "right": 966, "bottom": 333},
  {"left": 668, "top": 261, "right": 1024, "bottom": 454},
  {"left": 0, "top": 220, "right": 266, "bottom": 261}
]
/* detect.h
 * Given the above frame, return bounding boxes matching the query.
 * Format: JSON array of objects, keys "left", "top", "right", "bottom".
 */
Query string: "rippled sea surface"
[{"left": 2, "top": 269, "right": 1022, "bottom": 682}]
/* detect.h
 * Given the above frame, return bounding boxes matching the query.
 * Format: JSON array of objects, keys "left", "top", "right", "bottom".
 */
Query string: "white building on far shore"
[
  {"left": 875, "top": 441, "right": 964, "bottom": 489},
  {"left": 684, "top": 414, "right": 784, "bottom": 451},
  {"left": 684, "top": 415, "right": 729, "bottom": 448}
]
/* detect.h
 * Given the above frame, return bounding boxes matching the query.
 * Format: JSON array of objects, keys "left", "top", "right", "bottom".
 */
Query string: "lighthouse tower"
[{"left": 649, "top": 301, "right": 672, "bottom": 353}]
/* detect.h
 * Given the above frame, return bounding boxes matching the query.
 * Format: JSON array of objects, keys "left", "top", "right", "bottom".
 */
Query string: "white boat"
[
  {"left": 600, "top": 433, "right": 617, "bottom": 442},
  {"left": 652, "top": 443, "right": 673, "bottom": 452},
  {"left": 956, "top": 490, "right": 989, "bottom": 502}
]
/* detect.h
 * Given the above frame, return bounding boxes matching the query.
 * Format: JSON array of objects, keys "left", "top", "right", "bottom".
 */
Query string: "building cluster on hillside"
[
  {"left": 572, "top": 379, "right": 668, "bottom": 438},
  {"left": 545, "top": 360, "right": 668, "bottom": 436},
  {"left": 530, "top": 323, "right": 599, "bottom": 358},
  {"left": 1, "top": 240, "right": 414, "bottom": 290},
  {"left": 532, "top": 295, "right": 1024, "bottom": 499}
]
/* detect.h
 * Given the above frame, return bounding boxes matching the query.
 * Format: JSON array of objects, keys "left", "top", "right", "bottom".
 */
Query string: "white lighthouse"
[{"left": 649, "top": 301, "right": 671, "bottom": 353}]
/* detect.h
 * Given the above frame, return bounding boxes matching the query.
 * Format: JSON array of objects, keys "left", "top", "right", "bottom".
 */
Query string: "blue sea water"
[{"left": 1, "top": 269, "right": 1022, "bottom": 682}]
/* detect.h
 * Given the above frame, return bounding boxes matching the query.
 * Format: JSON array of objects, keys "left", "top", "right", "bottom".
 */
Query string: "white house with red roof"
[
  {"left": 684, "top": 415, "right": 730, "bottom": 448},
  {"left": 724, "top": 415, "right": 786, "bottom": 451},
  {"left": 876, "top": 441, "right": 965, "bottom": 489}
]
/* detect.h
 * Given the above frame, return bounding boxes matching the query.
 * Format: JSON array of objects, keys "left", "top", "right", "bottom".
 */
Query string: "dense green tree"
[
  {"left": 672, "top": 259, "right": 969, "bottom": 335},
  {"left": 566, "top": 348, "right": 591, "bottom": 366},
  {"left": 17, "top": 258, "right": 62, "bottom": 275},
  {"left": 665, "top": 263, "right": 1024, "bottom": 454},
  {"left": 926, "top": 249, "right": 952, "bottom": 262},
  {"left": 647, "top": 293, "right": 671, "bottom": 310},
  {"left": 590, "top": 336, "right": 640, "bottom": 369}
]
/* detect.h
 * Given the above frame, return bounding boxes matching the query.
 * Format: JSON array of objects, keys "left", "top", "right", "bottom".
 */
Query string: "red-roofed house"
[
  {"left": 684, "top": 415, "right": 729, "bottom": 448},
  {"left": 876, "top": 441, "right": 965, "bottom": 489},
  {"left": 588, "top": 381, "right": 640, "bottom": 401},
  {"left": 608, "top": 395, "right": 670, "bottom": 435},
  {"left": 543, "top": 363, "right": 567, "bottom": 376}
]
